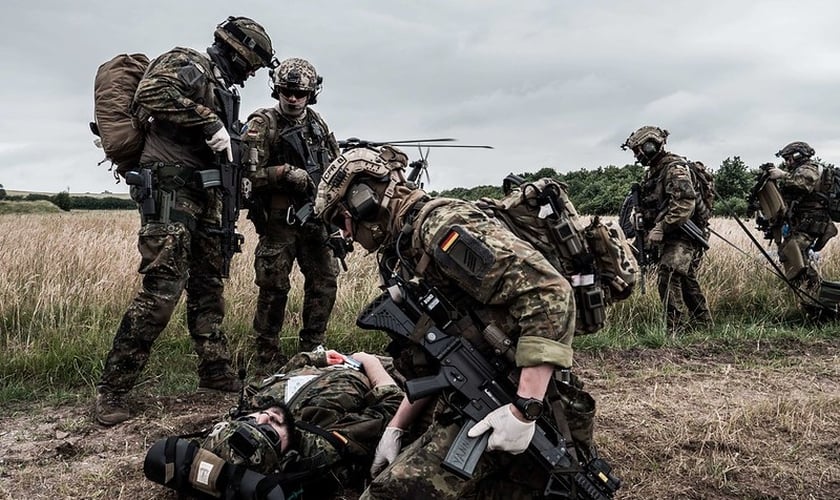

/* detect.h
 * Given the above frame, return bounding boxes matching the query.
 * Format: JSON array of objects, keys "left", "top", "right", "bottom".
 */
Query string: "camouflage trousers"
[
  {"left": 361, "top": 416, "right": 554, "bottom": 500},
  {"left": 657, "top": 239, "right": 712, "bottom": 332},
  {"left": 252, "top": 221, "right": 338, "bottom": 355},
  {"left": 779, "top": 231, "right": 822, "bottom": 294},
  {"left": 98, "top": 220, "right": 235, "bottom": 395}
]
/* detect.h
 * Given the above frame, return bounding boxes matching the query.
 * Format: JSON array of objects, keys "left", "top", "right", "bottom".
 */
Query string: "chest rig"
[{"left": 263, "top": 108, "right": 333, "bottom": 187}]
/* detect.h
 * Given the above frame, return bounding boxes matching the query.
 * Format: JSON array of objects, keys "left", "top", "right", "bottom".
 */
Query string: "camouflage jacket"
[
  {"left": 243, "top": 105, "right": 339, "bottom": 198},
  {"left": 242, "top": 351, "right": 402, "bottom": 491},
  {"left": 779, "top": 160, "right": 827, "bottom": 215},
  {"left": 393, "top": 197, "right": 575, "bottom": 372},
  {"left": 135, "top": 47, "right": 229, "bottom": 170},
  {"left": 640, "top": 152, "right": 700, "bottom": 235}
]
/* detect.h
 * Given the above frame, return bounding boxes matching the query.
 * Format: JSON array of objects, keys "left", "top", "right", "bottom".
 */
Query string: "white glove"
[
  {"left": 370, "top": 426, "right": 404, "bottom": 477},
  {"left": 466, "top": 404, "right": 535, "bottom": 455},
  {"left": 205, "top": 127, "right": 233, "bottom": 162},
  {"left": 767, "top": 167, "right": 787, "bottom": 180}
]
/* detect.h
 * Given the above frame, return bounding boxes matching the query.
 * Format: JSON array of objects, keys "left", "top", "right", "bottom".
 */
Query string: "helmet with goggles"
[
  {"left": 271, "top": 57, "right": 322, "bottom": 104},
  {"left": 775, "top": 141, "right": 815, "bottom": 164},
  {"left": 315, "top": 145, "right": 409, "bottom": 228},
  {"left": 202, "top": 417, "right": 284, "bottom": 474},
  {"left": 621, "top": 126, "right": 669, "bottom": 164}
]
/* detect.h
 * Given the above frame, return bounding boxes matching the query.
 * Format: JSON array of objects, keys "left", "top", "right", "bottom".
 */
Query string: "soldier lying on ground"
[{"left": 145, "top": 349, "right": 405, "bottom": 499}]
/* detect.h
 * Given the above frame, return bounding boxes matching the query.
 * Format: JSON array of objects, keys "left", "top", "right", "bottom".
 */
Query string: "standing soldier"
[
  {"left": 760, "top": 141, "right": 839, "bottom": 314},
  {"left": 315, "top": 146, "right": 611, "bottom": 499},
  {"left": 621, "top": 126, "right": 713, "bottom": 334},
  {"left": 95, "top": 16, "right": 277, "bottom": 426},
  {"left": 242, "top": 58, "right": 340, "bottom": 369}
]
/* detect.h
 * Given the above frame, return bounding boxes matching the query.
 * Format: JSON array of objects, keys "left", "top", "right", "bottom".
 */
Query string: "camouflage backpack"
[
  {"left": 687, "top": 160, "right": 715, "bottom": 224},
  {"left": 478, "top": 175, "right": 639, "bottom": 334},
  {"left": 818, "top": 165, "right": 840, "bottom": 222},
  {"left": 90, "top": 53, "right": 151, "bottom": 180}
]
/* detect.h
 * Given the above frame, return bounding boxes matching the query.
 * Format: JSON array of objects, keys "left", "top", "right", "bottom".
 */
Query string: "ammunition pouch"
[
  {"left": 572, "top": 281, "right": 606, "bottom": 335},
  {"left": 817, "top": 280, "right": 840, "bottom": 308},
  {"left": 813, "top": 220, "right": 838, "bottom": 252},
  {"left": 144, "top": 437, "right": 286, "bottom": 500}
]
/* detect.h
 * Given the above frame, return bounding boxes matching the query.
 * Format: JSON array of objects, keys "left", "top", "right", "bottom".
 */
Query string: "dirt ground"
[{"left": 1, "top": 337, "right": 837, "bottom": 500}]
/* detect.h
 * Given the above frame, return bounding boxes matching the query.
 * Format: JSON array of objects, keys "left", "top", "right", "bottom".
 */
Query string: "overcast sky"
[{"left": 3, "top": 0, "right": 840, "bottom": 194}]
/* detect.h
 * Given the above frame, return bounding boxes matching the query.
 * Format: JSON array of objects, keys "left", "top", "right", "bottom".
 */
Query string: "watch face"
[{"left": 517, "top": 397, "right": 544, "bottom": 420}]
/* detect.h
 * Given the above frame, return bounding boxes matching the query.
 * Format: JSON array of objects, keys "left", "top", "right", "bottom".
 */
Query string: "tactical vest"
[
  {"left": 640, "top": 154, "right": 712, "bottom": 231},
  {"left": 249, "top": 107, "right": 336, "bottom": 187}
]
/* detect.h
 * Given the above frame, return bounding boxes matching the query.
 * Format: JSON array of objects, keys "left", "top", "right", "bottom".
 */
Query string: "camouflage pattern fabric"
[
  {"left": 204, "top": 352, "right": 403, "bottom": 494},
  {"left": 243, "top": 106, "right": 339, "bottom": 357},
  {"left": 412, "top": 199, "right": 575, "bottom": 368},
  {"left": 640, "top": 152, "right": 712, "bottom": 331},
  {"left": 98, "top": 46, "right": 241, "bottom": 396},
  {"left": 361, "top": 198, "right": 578, "bottom": 499},
  {"left": 777, "top": 159, "right": 837, "bottom": 293},
  {"left": 361, "top": 413, "right": 547, "bottom": 500},
  {"left": 135, "top": 47, "right": 227, "bottom": 169}
]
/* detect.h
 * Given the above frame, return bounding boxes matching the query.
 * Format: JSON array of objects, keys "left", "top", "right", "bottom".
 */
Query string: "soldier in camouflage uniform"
[
  {"left": 622, "top": 126, "right": 713, "bottom": 334},
  {"left": 200, "top": 349, "right": 403, "bottom": 498},
  {"left": 242, "top": 58, "right": 340, "bottom": 367},
  {"left": 95, "top": 17, "right": 277, "bottom": 426},
  {"left": 315, "top": 146, "right": 597, "bottom": 499},
  {"left": 763, "top": 141, "right": 839, "bottom": 311}
]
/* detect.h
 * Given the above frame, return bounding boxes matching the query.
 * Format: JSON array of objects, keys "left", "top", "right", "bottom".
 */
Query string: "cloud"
[{"left": 3, "top": 0, "right": 840, "bottom": 192}]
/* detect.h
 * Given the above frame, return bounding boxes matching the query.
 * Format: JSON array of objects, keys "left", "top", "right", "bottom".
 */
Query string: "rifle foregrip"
[
  {"left": 405, "top": 372, "right": 450, "bottom": 402},
  {"left": 440, "top": 419, "right": 489, "bottom": 480}
]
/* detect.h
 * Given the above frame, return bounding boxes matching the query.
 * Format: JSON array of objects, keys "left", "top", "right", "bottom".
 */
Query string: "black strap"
[{"left": 294, "top": 420, "right": 349, "bottom": 458}]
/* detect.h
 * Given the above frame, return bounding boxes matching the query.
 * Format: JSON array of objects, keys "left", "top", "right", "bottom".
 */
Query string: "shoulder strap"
[{"left": 294, "top": 420, "right": 350, "bottom": 457}]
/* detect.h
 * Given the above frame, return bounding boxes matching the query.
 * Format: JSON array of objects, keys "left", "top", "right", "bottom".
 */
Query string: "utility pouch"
[
  {"left": 817, "top": 280, "right": 840, "bottom": 306},
  {"left": 757, "top": 179, "right": 786, "bottom": 221},
  {"left": 574, "top": 285, "right": 606, "bottom": 335}
]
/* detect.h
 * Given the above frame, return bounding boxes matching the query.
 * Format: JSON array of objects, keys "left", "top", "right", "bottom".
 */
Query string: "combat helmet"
[
  {"left": 315, "top": 145, "right": 409, "bottom": 228},
  {"left": 621, "top": 126, "right": 669, "bottom": 165},
  {"left": 214, "top": 16, "right": 276, "bottom": 74},
  {"left": 775, "top": 141, "right": 815, "bottom": 164},
  {"left": 271, "top": 58, "right": 323, "bottom": 104},
  {"left": 202, "top": 418, "right": 283, "bottom": 474}
]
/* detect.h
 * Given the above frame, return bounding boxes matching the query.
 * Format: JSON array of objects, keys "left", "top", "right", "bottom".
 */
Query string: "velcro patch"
[{"left": 433, "top": 225, "right": 495, "bottom": 282}]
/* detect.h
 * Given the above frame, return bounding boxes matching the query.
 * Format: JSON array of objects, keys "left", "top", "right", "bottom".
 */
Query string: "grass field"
[{"left": 0, "top": 210, "right": 837, "bottom": 499}]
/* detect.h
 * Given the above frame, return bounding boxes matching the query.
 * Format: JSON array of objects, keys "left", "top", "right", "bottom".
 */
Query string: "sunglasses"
[{"left": 278, "top": 87, "right": 310, "bottom": 99}]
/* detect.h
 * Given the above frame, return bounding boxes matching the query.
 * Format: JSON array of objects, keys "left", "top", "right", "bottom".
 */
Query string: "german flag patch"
[{"left": 439, "top": 230, "right": 460, "bottom": 252}]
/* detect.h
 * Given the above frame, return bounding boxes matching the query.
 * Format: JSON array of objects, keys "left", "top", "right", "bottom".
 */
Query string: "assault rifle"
[
  {"left": 198, "top": 87, "right": 245, "bottom": 278},
  {"left": 356, "top": 284, "right": 620, "bottom": 499},
  {"left": 622, "top": 183, "right": 649, "bottom": 294}
]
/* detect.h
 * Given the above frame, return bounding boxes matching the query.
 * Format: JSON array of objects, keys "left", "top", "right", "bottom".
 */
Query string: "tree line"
[{"left": 431, "top": 156, "right": 757, "bottom": 217}]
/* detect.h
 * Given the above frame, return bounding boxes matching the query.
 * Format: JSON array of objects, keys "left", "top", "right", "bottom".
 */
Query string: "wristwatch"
[{"left": 514, "top": 396, "right": 545, "bottom": 421}]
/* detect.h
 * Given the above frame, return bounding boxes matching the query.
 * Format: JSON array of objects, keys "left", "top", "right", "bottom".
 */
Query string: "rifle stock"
[{"left": 356, "top": 290, "right": 619, "bottom": 498}]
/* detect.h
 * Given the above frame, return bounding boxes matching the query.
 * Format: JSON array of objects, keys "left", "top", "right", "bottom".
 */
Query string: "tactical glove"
[
  {"left": 284, "top": 167, "right": 311, "bottom": 192},
  {"left": 370, "top": 426, "right": 404, "bottom": 477},
  {"left": 767, "top": 167, "right": 787, "bottom": 180},
  {"left": 466, "top": 403, "right": 535, "bottom": 455},
  {"left": 205, "top": 127, "right": 233, "bottom": 162},
  {"left": 646, "top": 221, "right": 665, "bottom": 245}
]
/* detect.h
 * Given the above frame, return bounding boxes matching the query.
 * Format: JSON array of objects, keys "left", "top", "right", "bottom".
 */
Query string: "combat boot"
[
  {"left": 198, "top": 372, "right": 244, "bottom": 394},
  {"left": 95, "top": 390, "right": 130, "bottom": 426}
]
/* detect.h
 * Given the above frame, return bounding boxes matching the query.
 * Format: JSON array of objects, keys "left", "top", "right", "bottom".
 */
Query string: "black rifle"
[
  {"left": 326, "top": 229, "right": 353, "bottom": 271},
  {"left": 623, "top": 182, "right": 649, "bottom": 294},
  {"left": 198, "top": 87, "right": 244, "bottom": 278},
  {"left": 356, "top": 285, "right": 619, "bottom": 499}
]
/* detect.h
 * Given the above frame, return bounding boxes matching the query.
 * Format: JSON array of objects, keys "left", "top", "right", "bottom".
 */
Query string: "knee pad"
[{"left": 779, "top": 241, "right": 807, "bottom": 281}]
